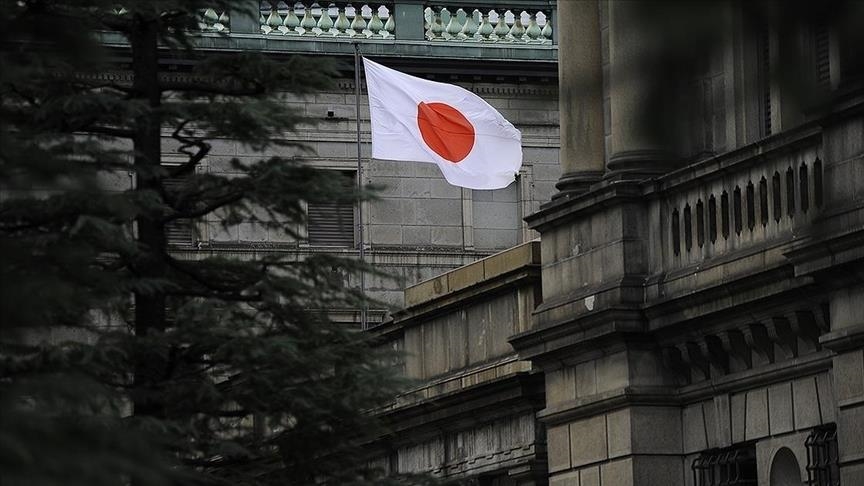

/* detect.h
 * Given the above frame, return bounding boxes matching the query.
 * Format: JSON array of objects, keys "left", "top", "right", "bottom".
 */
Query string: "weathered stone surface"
[
  {"left": 570, "top": 416, "right": 607, "bottom": 468},
  {"left": 768, "top": 382, "right": 794, "bottom": 435}
]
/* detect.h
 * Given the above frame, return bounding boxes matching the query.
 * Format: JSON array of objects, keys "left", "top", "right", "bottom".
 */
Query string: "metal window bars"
[
  {"left": 806, "top": 425, "right": 840, "bottom": 486},
  {"left": 692, "top": 446, "right": 758, "bottom": 486}
]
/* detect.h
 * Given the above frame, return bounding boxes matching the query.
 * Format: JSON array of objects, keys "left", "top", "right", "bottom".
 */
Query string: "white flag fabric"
[{"left": 363, "top": 58, "right": 522, "bottom": 190}]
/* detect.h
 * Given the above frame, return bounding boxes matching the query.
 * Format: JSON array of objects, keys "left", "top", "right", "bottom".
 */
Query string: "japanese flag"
[{"left": 363, "top": 58, "right": 522, "bottom": 190}]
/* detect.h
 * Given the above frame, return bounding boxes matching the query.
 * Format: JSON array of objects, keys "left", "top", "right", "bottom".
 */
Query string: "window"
[
  {"left": 163, "top": 173, "right": 196, "bottom": 248},
  {"left": 806, "top": 425, "right": 840, "bottom": 486},
  {"left": 307, "top": 170, "right": 356, "bottom": 247},
  {"left": 692, "top": 444, "right": 757, "bottom": 486}
]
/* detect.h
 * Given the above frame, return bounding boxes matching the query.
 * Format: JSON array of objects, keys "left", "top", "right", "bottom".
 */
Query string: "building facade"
[
  {"left": 122, "top": 1, "right": 563, "bottom": 325},
  {"left": 373, "top": 1, "right": 864, "bottom": 485}
]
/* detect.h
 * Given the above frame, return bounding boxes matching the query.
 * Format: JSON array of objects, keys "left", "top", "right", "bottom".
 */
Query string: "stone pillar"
[
  {"left": 229, "top": 1, "right": 261, "bottom": 34},
  {"left": 606, "top": 0, "right": 676, "bottom": 178},
  {"left": 555, "top": 0, "right": 605, "bottom": 196},
  {"left": 822, "top": 285, "right": 864, "bottom": 485}
]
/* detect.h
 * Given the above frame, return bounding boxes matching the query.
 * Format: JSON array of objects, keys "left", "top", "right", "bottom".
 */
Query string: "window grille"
[
  {"left": 806, "top": 425, "right": 840, "bottom": 486},
  {"left": 692, "top": 445, "right": 757, "bottom": 486},
  {"left": 307, "top": 171, "right": 355, "bottom": 247},
  {"left": 163, "top": 176, "right": 195, "bottom": 248}
]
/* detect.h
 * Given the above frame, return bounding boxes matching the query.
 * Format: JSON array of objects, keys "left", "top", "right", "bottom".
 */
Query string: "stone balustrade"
[
  {"left": 254, "top": 1, "right": 553, "bottom": 44},
  {"left": 424, "top": 6, "right": 551, "bottom": 44},
  {"left": 200, "top": 7, "right": 230, "bottom": 32},
  {"left": 660, "top": 128, "right": 823, "bottom": 273},
  {"left": 259, "top": 2, "right": 395, "bottom": 38}
]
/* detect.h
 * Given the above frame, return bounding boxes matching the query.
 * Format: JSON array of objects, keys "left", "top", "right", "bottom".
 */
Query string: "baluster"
[
  {"left": 265, "top": 3, "right": 284, "bottom": 34},
  {"left": 383, "top": 6, "right": 395, "bottom": 38},
  {"left": 317, "top": 3, "right": 336, "bottom": 36},
  {"left": 348, "top": 4, "right": 367, "bottom": 37},
  {"left": 477, "top": 11, "right": 493, "bottom": 41},
  {"left": 368, "top": 6, "right": 384, "bottom": 38},
  {"left": 217, "top": 10, "right": 230, "bottom": 31},
  {"left": 459, "top": 9, "right": 479, "bottom": 41},
  {"left": 299, "top": 3, "right": 317, "bottom": 35},
  {"left": 281, "top": 2, "right": 300, "bottom": 35},
  {"left": 333, "top": 5, "right": 351, "bottom": 36},
  {"left": 201, "top": 8, "right": 218, "bottom": 31},
  {"left": 540, "top": 12, "right": 552, "bottom": 43},
  {"left": 492, "top": 10, "right": 509, "bottom": 41},
  {"left": 525, "top": 12, "right": 542, "bottom": 43},
  {"left": 509, "top": 11, "right": 526, "bottom": 42},
  {"left": 445, "top": 8, "right": 464, "bottom": 40},
  {"left": 427, "top": 8, "right": 444, "bottom": 40}
]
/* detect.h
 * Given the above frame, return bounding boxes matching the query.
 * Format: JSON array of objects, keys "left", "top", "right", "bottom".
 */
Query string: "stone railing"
[
  {"left": 659, "top": 129, "right": 823, "bottom": 272},
  {"left": 254, "top": 1, "right": 553, "bottom": 44},
  {"left": 424, "top": 6, "right": 552, "bottom": 43},
  {"left": 200, "top": 7, "right": 230, "bottom": 32},
  {"left": 260, "top": 2, "right": 395, "bottom": 37}
]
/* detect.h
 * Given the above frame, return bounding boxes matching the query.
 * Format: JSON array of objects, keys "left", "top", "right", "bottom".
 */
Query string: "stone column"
[
  {"left": 555, "top": 0, "right": 605, "bottom": 196},
  {"left": 607, "top": 0, "right": 676, "bottom": 178},
  {"left": 822, "top": 285, "right": 864, "bottom": 484}
]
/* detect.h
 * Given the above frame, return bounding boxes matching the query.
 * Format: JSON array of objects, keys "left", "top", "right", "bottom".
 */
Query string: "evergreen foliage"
[{"left": 0, "top": 2, "right": 409, "bottom": 484}]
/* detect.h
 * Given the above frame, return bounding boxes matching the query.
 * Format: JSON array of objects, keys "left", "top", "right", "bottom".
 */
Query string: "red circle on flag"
[{"left": 416, "top": 102, "right": 475, "bottom": 163}]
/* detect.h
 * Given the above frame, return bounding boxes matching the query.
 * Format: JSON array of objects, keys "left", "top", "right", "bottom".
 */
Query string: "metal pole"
[{"left": 354, "top": 42, "right": 368, "bottom": 329}]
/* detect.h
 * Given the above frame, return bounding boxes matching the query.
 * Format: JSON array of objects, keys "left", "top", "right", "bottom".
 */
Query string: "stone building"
[
  {"left": 140, "top": 1, "right": 562, "bottom": 326},
  {"left": 372, "top": 1, "right": 864, "bottom": 486}
]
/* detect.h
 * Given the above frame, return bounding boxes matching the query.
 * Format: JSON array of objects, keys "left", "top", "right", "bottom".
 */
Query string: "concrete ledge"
[{"left": 404, "top": 240, "right": 540, "bottom": 307}]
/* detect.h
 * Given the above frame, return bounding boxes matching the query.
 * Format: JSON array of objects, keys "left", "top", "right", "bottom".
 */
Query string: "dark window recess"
[
  {"left": 806, "top": 425, "right": 840, "bottom": 486},
  {"left": 696, "top": 199, "right": 705, "bottom": 248},
  {"left": 692, "top": 445, "right": 757, "bottom": 486},
  {"left": 813, "top": 24, "right": 831, "bottom": 89},
  {"left": 164, "top": 176, "right": 195, "bottom": 248},
  {"left": 786, "top": 167, "right": 796, "bottom": 217},
  {"left": 814, "top": 159, "right": 824, "bottom": 207},
  {"left": 758, "top": 25, "right": 772, "bottom": 138},
  {"left": 733, "top": 186, "right": 743, "bottom": 235},
  {"left": 721, "top": 191, "right": 730, "bottom": 239},
  {"left": 773, "top": 172, "right": 782, "bottom": 222},
  {"left": 760, "top": 177, "right": 769, "bottom": 225},
  {"left": 684, "top": 204, "right": 693, "bottom": 252},
  {"left": 709, "top": 195, "right": 718, "bottom": 243},
  {"left": 307, "top": 171, "right": 355, "bottom": 247},
  {"left": 672, "top": 208, "right": 681, "bottom": 256},
  {"left": 746, "top": 182, "right": 756, "bottom": 230},
  {"left": 801, "top": 163, "right": 810, "bottom": 213}
]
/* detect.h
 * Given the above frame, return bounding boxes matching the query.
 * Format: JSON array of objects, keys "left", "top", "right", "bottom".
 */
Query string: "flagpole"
[{"left": 354, "top": 42, "right": 368, "bottom": 330}]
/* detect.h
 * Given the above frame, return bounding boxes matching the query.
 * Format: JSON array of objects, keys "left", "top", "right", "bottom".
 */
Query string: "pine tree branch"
[
  {"left": 169, "top": 120, "right": 210, "bottom": 179},
  {"left": 160, "top": 81, "right": 266, "bottom": 97}
]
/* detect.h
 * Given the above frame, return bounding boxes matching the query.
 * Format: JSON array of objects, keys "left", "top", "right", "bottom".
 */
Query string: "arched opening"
[{"left": 770, "top": 447, "right": 803, "bottom": 486}]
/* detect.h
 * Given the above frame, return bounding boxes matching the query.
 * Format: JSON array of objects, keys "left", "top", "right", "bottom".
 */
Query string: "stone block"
[
  {"left": 474, "top": 228, "right": 518, "bottom": 250},
  {"left": 632, "top": 455, "right": 684, "bottom": 486},
  {"left": 370, "top": 224, "right": 402, "bottom": 245},
  {"left": 369, "top": 176, "right": 402, "bottom": 197},
  {"left": 838, "top": 404, "right": 864, "bottom": 460},
  {"left": 579, "top": 465, "right": 600, "bottom": 486},
  {"left": 402, "top": 178, "right": 432, "bottom": 198},
  {"left": 683, "top": 403, "right": 708, "bottom": 453},
  {"left": 403, "top": 226, "right": 431, "bottom": 246},
  {"left": 575, "top": 361, "right": 598, "bottom": 398},
  {"left": 607, "top": 408, "right": 632, "bottom": 458},
  {"left": 369, "top": 198, "right": 403, "bottom": 225},
  {"left": 207, "top": 222, "right": 238, "bottom": 242},
  {"left": 596, "top": 352, "right": 629, "bottom": 394},
  {"left": 731, "top": 392, "right": 746, "bottom": 443},
  {"left": 430, "top": 226, "right": 462, "bottom": 246},
  {"left": 793, "top": 376, "right": 822, "bottom": 429},
  {"left": 745, "top": 387, "right": 769, "bottom": 440},
  {"left": 550, "top": 471, "right": 579, "bottom": 486},
  {"left": 430, "top": 179, "right": 461, "bottom": 199},
  {"left": 411, "top": 198, "right": 462, "bottom": 226},
  {"left": 548, "top": 424, "right": 572, "bottom": 473},
  {"left": 570, "top": 416, "right": 607, "bottom": 468},
  {"left": 404, "top": 274, "right": 448, "bottom": 307},
  {"left": 447, "top": 260, "right": 485, "bottom": 293},
  {"left": 834, "top": 350, "right": 864, "bottom": 402},
  {"left": 632, "top": 407, "right": 682, "bottom": 454},
  {"left": 600, "top": 458, "right": 633, "bottom": 485},
  {"left": 483, "top": 240, "right": 540, "bottom": 280},
  {"left": 239, "top": 222, "right": 268, "bottom": 242},
  {"left": 473, "top": 201, "right": 519, "bottom": 230},
  {"left": 817, "top": 372, "right": 837, "bottom": 423},
  {"left": 547, "top": 367, "right": 577, "bottom": 406},
  {"left": 714, "top": 394, "right": 732, "bottom": 447},
  {"left": 768, "top": 382, "right": 794, "bottom": 435}
]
